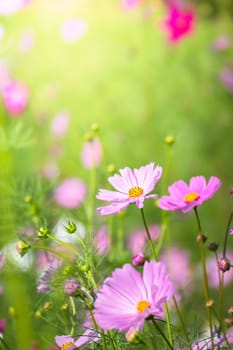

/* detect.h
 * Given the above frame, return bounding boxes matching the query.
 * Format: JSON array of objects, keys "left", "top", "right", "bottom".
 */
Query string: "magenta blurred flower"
[
  {"left": 0, "top": 0, "right": 31, "bottom": 15},
  {"left": 162, "top": 3, "right": 195, "bottom": 43},
  {"left": 211, "top": 35, "right": 232, "bottom": 52},
  {"left": 94, "top": 225, "right": 110, "bottom": 255},
  {"left": 158, "top": 176, "right": 221, "bottom": 213},
  {"left": 96, "top": 162, "right": 162, "bottom": 216},
  {"left": 127, "top": 224, "right": 160, "bottom": 254},
  {"left": 50, "top": 111, "right": 70, "bottom": 137},
  {"left": 94, "top": 261, "right": 173, "bottom": 332},
  {"left": 1, "top": 80, "right": 29, "bottom": 116},
  {"left": 219, "top": 67, "right": 233, "bottom": 94},
  {"left": 81, "top": 138, "right": 102, "bottom": 170},
  {"left": 230, "top": 227, "right": 233, "bottom": 236},
  {"left": 60, "top": 18, "right": 88, "bottom": 43},
  {"left": 54, "top": 178, "right": 87, "bottom": 209},
  {"left": 0, "top": 318, "right": 6, "bottom": 335},
  {"left": 121, "top": 0, "right": 142, "bottom": 11},
  {"left": 206, "top": 251, "right": 233, "bottom": 289}
]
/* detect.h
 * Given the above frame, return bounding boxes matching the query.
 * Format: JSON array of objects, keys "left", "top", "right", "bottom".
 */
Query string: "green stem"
[
  {"left": 30, "top": 245, "right": 72, "bottom": 263},
  {"left": 141, "top": 208, "right": 173, "bottom": 347},
  {"left": 223, "top": 211, "right": 233, "bottom": 258},
  {"left": 69, "top": 297, "right": 76, "bottom": 335},
  {"left": 47, "top": 234, "right": 81, "bottom": 258},
  {"left": 172, "top": 296, "right": 192, "bottom": 349},
  {"left": 140, "top": 208, "right": 158, "bottom": 261},
  {"left": 193, "top": 207, "right": 214, "bottom": 345},
  {"left": 151, "top": 319, "right": 174, "bottom": 350}
]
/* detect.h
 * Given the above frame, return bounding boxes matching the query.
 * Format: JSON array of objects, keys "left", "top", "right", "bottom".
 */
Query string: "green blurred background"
[{"left": 0, "top": 0, "right": 233, "bottom": 348}]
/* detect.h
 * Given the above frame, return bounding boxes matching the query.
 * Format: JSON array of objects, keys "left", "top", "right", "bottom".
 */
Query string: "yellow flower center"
[
  {"left": 136, "top": 300, "right": 151, "bottom": 313},
  {"left": 128, "top": 187, "right": 143, "bottom": 198},
  {"left": 61, "top": 342, "right": 74, "bottom": 350},
  {"left": 184, "top": 192, "right": 200, "bottom": 203}
]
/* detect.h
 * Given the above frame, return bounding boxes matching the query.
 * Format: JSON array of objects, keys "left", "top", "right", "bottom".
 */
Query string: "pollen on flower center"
[
  {"left": 184, "top": 192, "right": 200, "bottom": 203},
  {"left": 128, "top": 187, "right": 143, "bottom": 198},
  {"left": 62, "top": 342, "right": 74, "bottom": 350},
  {"left": 136, "top": 300, "right": 151, "bottom": 313}
]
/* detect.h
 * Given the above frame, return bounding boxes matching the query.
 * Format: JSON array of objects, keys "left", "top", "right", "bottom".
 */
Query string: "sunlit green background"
[{"left": 0, "top": 0, "right": 233, "bottom": 348}]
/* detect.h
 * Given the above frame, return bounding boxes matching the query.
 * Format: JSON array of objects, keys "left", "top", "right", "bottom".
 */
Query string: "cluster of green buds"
[{"left": 37, "top": 226, "right": 50, "bottom": 239}]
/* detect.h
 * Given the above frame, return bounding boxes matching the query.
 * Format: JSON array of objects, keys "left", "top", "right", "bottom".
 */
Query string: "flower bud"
[
  {"left": 64, "top": 221, "right": 77, "bottom": 234},
  {"left": 43, "top": 302, "right": 52, "bottom": 311},
  {"left": 125, "top": 328, "right": 141, "bottom": 344},
  {"left": 230, "top": 188, "right": 233, "bottom": 195},
  {"left": 164, "top": 135, "right": 175, "bottom": 145},
  {"left": 16, "top": 240, "right": 30, "bottom": 257},
  {"left": 228, "top": 306, "right": 233, "bottom": 314},
  {"left": 206, "top": 299, "right": 214, "bottom": 308},
  {"left": 132, "top": 253, "right": 146, "bottom": 266},
  {"left": 37, "top": 226, "right": 50, "bottom": 239},
  {"left": 224, "top": 317, "right": 233, "bottom": 327},
  {"left": 208, "top": 242, "right": 218, "bottom": 252},
  {"left": 91, "top": 122, "right": 99, "bottom": 132},
  {"left": 218, "top": 257, "right": 231, "bottom": 272},
  {"left": 84, "top": 132, "right": 93, "bottom": 141},
  {"left": 64, "top": 278, "right": 80, "bottom": 296},
  {"left": 106, "top": 163, "right": 116, "bottom": 174},
  {"left": 196, "top": 234, "right": 207, "bottom": 243},
  {"left": 61, "top": 303, "right": 69, "bottom": 311}
]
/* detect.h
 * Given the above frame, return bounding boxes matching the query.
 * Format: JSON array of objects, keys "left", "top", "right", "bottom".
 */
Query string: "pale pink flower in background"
[
  {"left": 211, "top": 35, "right": 232, "bottom": 52},
  {"left": 19, "top": 27, "right": 35, "bottom": 53},
  {"left": 0, "top": 62, "right": 11, "bottom": 87},
  {"left": 161, "top": 246, "right": 193, "bottom": 296},
  {"left": 127, "top": 224, "right": 160, "bottom": 254},
  {"left": 41, "top": 162, "right": 59, "bottom": 180},
  {"left": 121, "top": 0, "right": 142, "bottom": 11},
  {"left": 0, "top": 0, "right": 32, "bottom": 15},
  {"left": 206, "top": 251, "right": 233, "bottom": 289},
  {"left": 219, "top": 67, "right": 233, "bottom": 94},
  {"left": 0, "top": 25, "right": 5, "bottom": 40},
  {"left": 1, "top": 80, "right": 29, "bottom": 116},
  {"left": 54, "top": 178, "right": 87, "bottom": 208},
  {"left": 96, "top": 163, "right": 162, "bottom": 216},
  {"left": 50, "top": 111, "right": 70, "bottom": 136},
  {"left": 94, "top": 261, "right": 174, "bottom": 332},
  {"left": 94, "top": 225, "right": 110, "bottom": 255},
  {"left": 81, "top": 138, "right": 102, "bottom": 170},
  {"left": 0, "top": 251, "right": 6, "bottom": 270},
  {"left": 158, "top": 176, "right": 221, "bottom": 213},
  {"left": 162, "top": 2, "right": 195, "bottom": 43},
  {"left": 60, "top": 18, "right": 88, "bottom": 43}
]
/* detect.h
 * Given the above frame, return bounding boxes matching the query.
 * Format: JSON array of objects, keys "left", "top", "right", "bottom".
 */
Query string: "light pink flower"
[
  {"left": 94, "top": 225, "right": 110, "bottom": 255},
  {"left": 54, "top": 178, "right": 87, "bottom": 209},
  {"left": 160, "top": 246, "right": 193, "bottom": 296},
  {"left": 50, "top": 111, "right": 70, "bottom": 136},
  {"left": 96, "top": 162, "right": 162, "bottom": 216},
  {"left": 211, "top": 35, "right": 232, "bottom": 52},
  {"left": 19, "top": 27, "right": 35, "bottom": 53},
  {"left": 127, "top": 224, "right": 160, "bottom": 254},
  {"left": 162, "top": 2, "right": 195, "bottom": 43},
  {"left": 41, "top": 162, "right": 59, "bottom": 180},
  {"left": 0, "top": 0, "right": 31, "bottom": 15},
  {"left": 1, "top": 80, "right": 29, "bottom": 116},
  {"left": 158, "top": 176, "right": 221, "bottom": 213},
  {"left": 206, "top": 251, "right": 233, "bottom": 289},
  {"left": 121, "top": 0, "right": 142, "bottom": 11},
  {"left": 81, "top": 138, "right": 102, "bottom": 170},
  {"left": 60, "top": 18, "right": 88, "bottom": 43},
  {"left": 219, "top": 67, "right": 233, "bottom": 94},
  {"left": 94, "top": 261, "right": 173, "bottom": 332}
]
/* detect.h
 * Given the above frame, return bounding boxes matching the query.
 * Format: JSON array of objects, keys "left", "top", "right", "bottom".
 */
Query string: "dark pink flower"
[
  {"left": 54, "top": 178, "right": 87, "bottom": 209},
  {"left": 158, "top": 176, "right": 221, "bottom": 213},
  {"left": 0, "top": 318, "right": 6, "bottom": 335},
  {"left": 132, "top": 252, "right": 146, "bottom": 266},
  {"left": 162, "top": 3, "right": 195, "bottom": 43},
  {"left": 94, "top": 261, "right": 173, "bottom": 332},
  {"left": 1, "top": 80, "right": 29, "bottom": 116}
]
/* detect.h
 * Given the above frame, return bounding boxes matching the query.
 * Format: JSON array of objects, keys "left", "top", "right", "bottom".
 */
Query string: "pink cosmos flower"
[
  {"left": 206, "top": 251, "right": 233, "bottom": 289},
  {"left": 54, "top": 178, "right": 87, "bottom": 209},
  {"left": 158, "top": 176, "right": 221, "bottom": 213},
  {"left": 96, "top": 162, "right": 162, "bottom": 216},
  {"left": 60, "top": 18, "right": 88, "bottom": 43},
  {"left": 162, "top": 2, "right": 195, "bottom": 43},
  {"left": 81, "top": 138, "right": 102, "bottom": 170},
  {"left": 1, "top": 80, "right": 29, "bottom": 116},
  {"left": 94, "top": 261, "right": 173, "bottom": 332},
  {"left": 127, "top": 224, "right": 160, "bottom": 254},
  {"left": 50, "top": 111, "right": 70, "bottom": 137}
]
